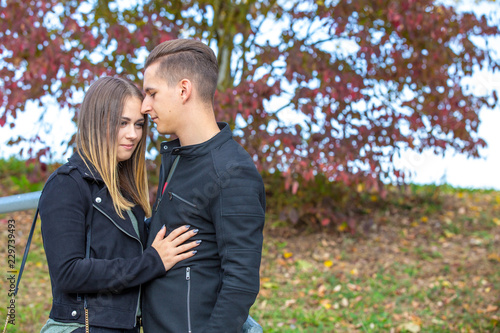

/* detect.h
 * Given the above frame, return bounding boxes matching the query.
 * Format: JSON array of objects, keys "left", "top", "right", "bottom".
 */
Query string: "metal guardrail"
[{"left": 0, "top": 191, "right": 42, "bottom": 214}]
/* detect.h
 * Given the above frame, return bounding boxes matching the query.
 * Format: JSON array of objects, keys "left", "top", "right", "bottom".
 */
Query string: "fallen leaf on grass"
[
  {"left": 441, "top": 280, "right": 452, "bottom": 288},
  {"left": 262, "top": 282, "right": 279, "bottom": 289},
  {"left": 384, "top": 302, "right": 395, "bottom": 310},
  {"left": 320, "top": 299, "right": 331, "bottom": 309},
  {"left": 347, "top": 283, "right": 360, "bottom": 291},
  {"left": 443, "top": 230, "right": 455, "bottom": 238},
  {"left": 337, "top": 222, "right": 348, "bottom": 232},
  {"left": 487, "top": 253, "right": 500, "bottom": 262},
  {"left": 492, "top": 217, "right": 500, "bottom": 226},
  {"left": 276, "top": 258, "right": 287, "bottom": 266},
  {"left": 324, "top": 260, "right": 333, "bottom": 268},
  {"left": 296, "top": 259, "right": 313, "bottom": 271},
  {"left": 283, "top": 251, "right": 293, "bottom": 259},
  {"left": 341, "top": 297, "right": 349, "bottom": 307},
  {"left": 318, "top": 284, "right": 326, "bottom": 297},
  {"left": 397, "top": 322, "right": 421, "bottom": 333},
  {"left": 259, "top": 289, "right": 271, "bottom": 298},
  {"left": 477, "top": 305, "right": 499, "bottom": 313},
  {"left": 353, "top": 295, "right": 363, "bottom": 303},
  {"left": 431, "top": 318, "right": 445, "bottom": 325},
  {"left": 410, "top": 315, "right": 422, "bottom": 325}
]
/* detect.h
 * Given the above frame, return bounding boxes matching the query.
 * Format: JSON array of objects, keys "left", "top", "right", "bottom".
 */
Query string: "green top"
[
  {"left": 126, "top": 209, "right": 140, "bottom": 239},
  {"left": 126, "top": 208, "right": 141, "bottom": 318},
  {"left": 40, "top": 318, "right": 84, "bottom": 333}
]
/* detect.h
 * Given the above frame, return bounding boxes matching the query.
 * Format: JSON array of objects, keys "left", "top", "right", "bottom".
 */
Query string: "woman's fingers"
[
  {"left": 164, "top": 225, "right": 191, "bottom": 242},
  {"left": 165, "top": 225, "right": 199, "bottom": 246},
  {"left": 173, "top": 240, "right": 201, "bottom": 255},
  {"left": 172, "top": 248, "right": 198, "bottom": 263},
  {"left": 152, "top": 225, "right": 166, "bottom": 243},
  {"left": 156, "top": 240, "right": 200, "bottom": 271},
  {"left": 151, "top": 225, "right": 200, "bottom": 271}
]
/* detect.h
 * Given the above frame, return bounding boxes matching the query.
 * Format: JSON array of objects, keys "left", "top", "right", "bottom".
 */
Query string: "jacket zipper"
[
  {"left": 186, "top": 267, "right": 192, "bottom": 333},
  {"left": 155, "top": 155, "right": 181, "bottom": 212},
  {"left": 93, "top": 204, "right": 143, "bottom": 326},
  {"left": 168, "top": 192, "right": 197, "bottom": 208},
  {"left": 154, "top": 196, "right": 162, "bottom": 212}
]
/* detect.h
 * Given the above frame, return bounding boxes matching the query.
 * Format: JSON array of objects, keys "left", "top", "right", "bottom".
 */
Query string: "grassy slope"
[{"left": 0, "top": 186, "right": 499, "bottom": 332}]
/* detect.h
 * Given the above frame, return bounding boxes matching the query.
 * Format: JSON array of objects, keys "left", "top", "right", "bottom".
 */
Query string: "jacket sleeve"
[
  {"left": 206, "top": 158, "right": 266, "bottom": 332},
  {"left": 39, "top": 172, "right": 166, "bottom": 294}
]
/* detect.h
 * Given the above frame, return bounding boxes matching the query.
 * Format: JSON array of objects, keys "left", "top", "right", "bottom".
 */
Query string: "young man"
[{"left": 140, "top": 39, "right": 266, "bottom": 333}]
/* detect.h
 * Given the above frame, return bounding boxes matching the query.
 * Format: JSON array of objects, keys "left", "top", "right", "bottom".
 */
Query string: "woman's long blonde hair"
[{"left": 76, "top": 76, "right": 151, "bottom": 218}]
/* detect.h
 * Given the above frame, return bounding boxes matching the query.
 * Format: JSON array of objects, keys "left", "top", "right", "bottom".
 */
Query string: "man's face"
[{"left": 141, "top": 62, "right": 180, "bottom": 135}]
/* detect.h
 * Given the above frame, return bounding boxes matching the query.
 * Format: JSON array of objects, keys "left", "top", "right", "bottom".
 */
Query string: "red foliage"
[{"left": 1, "top": 0, "right": 499, "bottom": 193}]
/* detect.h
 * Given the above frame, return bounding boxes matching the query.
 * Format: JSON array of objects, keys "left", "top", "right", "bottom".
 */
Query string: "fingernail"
[
  {"left": 185, "top": 225, "right": 191, "bottom": 229},
  {"left": 192, "top": 250, "right": 198, "bottom": 254},
  {"left": 161, "top": 224, "right": 165, "bottom": 230},
  {"left": 193, "top": 229, "right": 199, "bottom": 234},
  {"left": 196, "top": 240, "right": 202, "bottom": 244}
]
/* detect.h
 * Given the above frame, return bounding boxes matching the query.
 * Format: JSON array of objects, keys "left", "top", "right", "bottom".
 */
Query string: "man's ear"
[{"left": 179, "top": 79, "right": 192, "bottom": 103}]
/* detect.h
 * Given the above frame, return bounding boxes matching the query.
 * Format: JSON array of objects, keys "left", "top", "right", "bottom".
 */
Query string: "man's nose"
[{"left": 141, "top": 98, "right": 151, "bottom": 114}]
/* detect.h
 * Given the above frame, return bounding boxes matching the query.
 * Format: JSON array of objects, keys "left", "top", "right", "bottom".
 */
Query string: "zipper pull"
[
  {"left": 186, "top": 267, "right": 190, "bottom": 280},
  {"left": 168, "top": 192, "right": 173, "bottom": 200},
  {"left": 154, "top": 197, "right": 162, "bottom": 211}
]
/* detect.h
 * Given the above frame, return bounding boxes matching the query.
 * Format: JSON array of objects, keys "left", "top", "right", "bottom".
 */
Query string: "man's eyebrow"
[{"left": 144, "top": 87, "right": 155, "bottom": 94}]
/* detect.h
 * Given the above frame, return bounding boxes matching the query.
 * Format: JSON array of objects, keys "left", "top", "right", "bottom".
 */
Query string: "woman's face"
[{"left": 117, "top": 97, "right": 145, "bottom": 162}]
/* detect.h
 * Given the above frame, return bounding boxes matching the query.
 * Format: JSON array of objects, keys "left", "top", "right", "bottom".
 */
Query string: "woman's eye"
[
  {"left": 136, "top": 122, "right": 145, "bottom": 128},
  {"left": 121, "top": 121, "right": 128, "bottom": 126}
]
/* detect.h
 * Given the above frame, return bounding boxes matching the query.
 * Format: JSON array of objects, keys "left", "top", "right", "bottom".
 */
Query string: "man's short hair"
[{"left": 145, "top": 39, "right": 219, "bottom": 104}]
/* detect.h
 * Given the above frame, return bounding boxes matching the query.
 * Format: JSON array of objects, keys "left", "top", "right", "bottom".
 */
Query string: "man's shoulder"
[
  {"left": 212, "top": 139, "right": 256, "bottom": 169},
  {"left": 210, "top": 139, "right": 264, "bottom": 188}
]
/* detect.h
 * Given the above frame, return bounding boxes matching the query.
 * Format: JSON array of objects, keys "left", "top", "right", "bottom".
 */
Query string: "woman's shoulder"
[
  {"left": 45, "top": 161, "right": 81, "bottom": 186},
  {"left": 42, "top": 160, "right": 90, "bottom": 198},
  {"left": 40, "top": 162, "right": 93, "bottom": 211}
]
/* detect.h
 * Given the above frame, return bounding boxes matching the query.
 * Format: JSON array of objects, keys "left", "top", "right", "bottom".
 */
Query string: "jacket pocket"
[
  {"left": 169, "top": 192, "right": 197, "bottom": 208},
  {"left": 186, "top": 266, "right": 192, "bottom": 333}
]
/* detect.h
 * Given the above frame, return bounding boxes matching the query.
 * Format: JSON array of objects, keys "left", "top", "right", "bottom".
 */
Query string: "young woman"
[{"left": 39, "top": 76, "right": 199, "bottom": 333}]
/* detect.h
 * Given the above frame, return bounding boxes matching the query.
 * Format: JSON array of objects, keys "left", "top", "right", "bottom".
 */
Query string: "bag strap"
[
  {"left": 3, "top": 207, "right": 39, "bottom": 333},
  {"left": 14, "top": 208, "right": 39, "bottom": 296},
  {"left": 84, "top": 221, "right": 91, "bottom": 333}
]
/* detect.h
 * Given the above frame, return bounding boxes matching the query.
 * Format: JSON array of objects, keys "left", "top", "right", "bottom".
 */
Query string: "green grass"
[{"left": 0, "top": 184, "right": 499, "bottom": 332}]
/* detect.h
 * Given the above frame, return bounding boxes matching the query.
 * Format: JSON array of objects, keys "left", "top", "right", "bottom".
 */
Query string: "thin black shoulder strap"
[{"left": 14, "top": 208, "right": 39, "bottom": 296}]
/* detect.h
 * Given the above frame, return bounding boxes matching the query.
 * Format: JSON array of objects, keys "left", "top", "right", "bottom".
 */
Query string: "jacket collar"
[
  {"left": 68, "top": 152, "right": 104, "bottom": 182},
  {"left": 67, "top": 152, "right": 145, "bottom": 239},
  {"left": 160, "top": 122, "right": 233, "bottom": 157}
]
